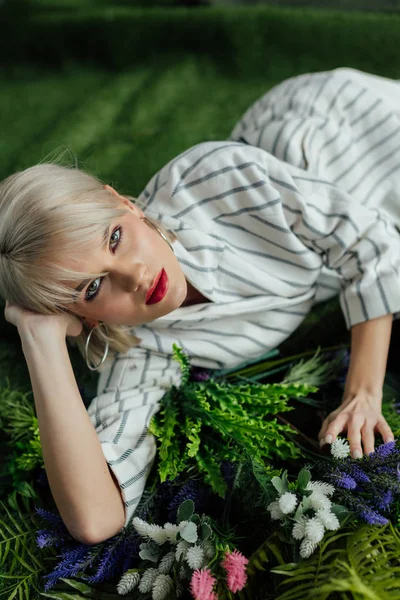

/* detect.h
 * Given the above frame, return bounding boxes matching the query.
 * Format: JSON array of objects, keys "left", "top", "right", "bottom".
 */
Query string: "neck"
[{"left": 182, "top": 280, "right": 211, "bottom": 307}]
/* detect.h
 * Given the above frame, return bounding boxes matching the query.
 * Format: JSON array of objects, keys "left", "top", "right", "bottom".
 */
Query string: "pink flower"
[
  {"left": 221, "top": 549, "right": 249, "bottom": 593},
  {"left": 190, "top": 568, "right": 217, "bottom": 600}
]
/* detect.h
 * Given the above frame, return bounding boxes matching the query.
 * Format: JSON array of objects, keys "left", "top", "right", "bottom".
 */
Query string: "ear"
[{"left": 103, "top": 184, "right": 143, "bottom": 218}]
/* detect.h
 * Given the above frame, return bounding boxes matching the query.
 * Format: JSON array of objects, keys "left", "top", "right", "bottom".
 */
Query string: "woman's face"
[{"left": 64, "top": 185, "right": 188, "bottom": 327}]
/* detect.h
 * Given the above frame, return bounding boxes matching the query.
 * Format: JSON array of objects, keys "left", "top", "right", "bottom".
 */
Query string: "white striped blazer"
[{"left": 87, "top": 72, "right": 400, "bottom": 528}]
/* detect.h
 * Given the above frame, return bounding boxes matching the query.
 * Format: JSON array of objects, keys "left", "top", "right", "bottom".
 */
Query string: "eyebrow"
[{"left": 73, "top": 225, "right": 111, "bottom": 292}]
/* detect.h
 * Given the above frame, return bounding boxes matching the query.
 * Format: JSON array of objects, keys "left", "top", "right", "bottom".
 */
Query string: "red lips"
[{"left": 145, "top": 268, "right": 168, "bottom": 305}]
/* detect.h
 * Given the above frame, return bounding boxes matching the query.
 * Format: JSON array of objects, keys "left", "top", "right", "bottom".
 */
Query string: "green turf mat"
[{"left": 2, "top": 5, "right": 400, "bottom": 79}]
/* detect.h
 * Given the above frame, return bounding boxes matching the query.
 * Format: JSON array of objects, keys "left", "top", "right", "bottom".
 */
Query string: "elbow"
[{"left": 68, "top": 515, "right": 126, "bottom": 546}]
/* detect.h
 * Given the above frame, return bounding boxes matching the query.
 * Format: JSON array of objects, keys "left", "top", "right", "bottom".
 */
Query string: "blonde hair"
[{"left": 0, "top": 159, "right": 170, "bottom": 370}]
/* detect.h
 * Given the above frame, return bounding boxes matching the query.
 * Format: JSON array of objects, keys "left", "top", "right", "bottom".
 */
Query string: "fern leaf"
[
  {"left": 196, "top": 448, "right": 227, "bottom": 497},
  {"left": 172, "top": 344, "right": 190, "bottom": 386}
]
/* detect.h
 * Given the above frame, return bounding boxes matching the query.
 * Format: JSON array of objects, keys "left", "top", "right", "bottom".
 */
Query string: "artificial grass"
[{"left": 2, "top": 4, "right": 400, "bottom": 79}]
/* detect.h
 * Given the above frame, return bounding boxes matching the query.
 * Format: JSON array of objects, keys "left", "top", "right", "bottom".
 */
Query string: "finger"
[
  {"left": 361, "top": 423, "right": 375, "bottom": 456},
  {"left": 321, "top": 412, "right": 349, "bottom": 445},
  {"left": 318, "top": 418, "right": 332, "bottom": 443},
  {"left": 347, "top": 418, "right": 363, "bottom": 459},
  {"left": 375, "top": 418, "right": 395, "bottom": 444}
]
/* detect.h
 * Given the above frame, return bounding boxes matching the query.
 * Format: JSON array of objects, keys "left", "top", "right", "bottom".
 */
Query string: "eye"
[
  {"left": 85, "top": 277, "right": 102, "bottom": 301},
  {"left": 84, "top": 225, "right": 123, "bottom": 302},
  {"left": 110, "top": 227, "right": 122, "bottom": 252}
]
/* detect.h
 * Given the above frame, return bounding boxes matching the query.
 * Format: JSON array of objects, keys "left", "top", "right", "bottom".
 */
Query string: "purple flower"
[
  {"left": 86, "top": 539, "right": 123, "bottom": 584},
  {"left": 369, "top": 441, "right": 397, "bottom": 459},
  {"left": 348, "top": 464, "right": 370, "bottom": 484},
  {"left": 35, "top": 507, "right": 64, "bottom": 527},
  {"left": 374, "top": 490, "right": 393, "bottom": 512},
  {"left": 359, "top": 508, "right": 389, "bottom": 526},
  {"left": 36, "top": 530, "right": 67, "bottom": 548},
  {"left": 329, "top": 469, "right": 357, "bottom": 490},
  {"left": 191, "top": 368, "right": 211, "bottom": 382},
  {"left": 42, "top": 546, "right": 95, "bottom": 591}
]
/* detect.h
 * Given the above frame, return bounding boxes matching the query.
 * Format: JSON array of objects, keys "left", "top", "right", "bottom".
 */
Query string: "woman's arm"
[
  {"left": 319, "top": 313, "right": 395, "bottom": 458},
  {"left": 5, "top": 304, "right": 125, "bottom": 544}
]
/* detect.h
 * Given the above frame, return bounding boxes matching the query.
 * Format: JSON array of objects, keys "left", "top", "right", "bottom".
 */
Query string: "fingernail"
[
  {"left": 325, "top": 435, "right": 333, "bottom": 444},
  {"left": 352, "top": 450, "right": 362, "bottom": 459},
  {"left": 385, "top": 437, "right": 395, "bottom": 443}
]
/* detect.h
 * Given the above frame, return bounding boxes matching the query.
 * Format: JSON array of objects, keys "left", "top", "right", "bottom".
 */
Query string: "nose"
[{"left": 117, "top": 261, "right": 148, "bottom": 293}]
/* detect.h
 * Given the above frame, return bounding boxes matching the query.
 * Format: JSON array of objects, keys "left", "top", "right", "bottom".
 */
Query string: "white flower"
[
  {"left": 304, "top": 517, "right": 325, "bottom": 543},
  {"left": 117, "top": 570, "right": 140, "bottom": 595},
  {"left": 306, "top": 481, "right": 335, "bottom": 496},
  {"left": 158, "top": 551, "right": 175, "bottom": 574},
  {"left": 186, "top": 545, "right": 205, "bottom": 570},
  {"left": 316, "top": 509, "right": 340, "bottom": 531},
  {"left": 139, "top": 568, "right": 159, "bottom": 593},
  {"left": 278, "top": 492, "right": 298, "bottom": 514},
  {"left": 175, "top": 540, "right": 190, "bottom": 560},
  {"left": 331, "top": 437, "right": 350, "bottom": 459},
  {"left": 308, "top": 491, "right": 332, "bottom": 511},
  {"left": 299, "top": 537, "right": 318, "bottom": 559},
  {"left": 152, "top": 574, "right": 173, "bottom": 600},
  {"left": 292, "top": 516, "right": 307, "bottom": 541},
  {"left": 202, "top": 540, "right": 215, "bottom": 561},
  {"left": 147, "top": 524, "right": 169, "bottom": 545},
  {"left": 133, "top": 517, "right": 153, "bottom": 538},
  {"left": 267, "top": 500, "right": 285, "bottom": 521}
]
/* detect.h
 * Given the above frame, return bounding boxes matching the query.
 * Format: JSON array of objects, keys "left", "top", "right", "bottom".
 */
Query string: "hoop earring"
[
  {"left": 85, "top": 323, "right": 110, "bottom": 371},
  {"left": 143, "top": 216, "right": 174, "bottom": 252}
]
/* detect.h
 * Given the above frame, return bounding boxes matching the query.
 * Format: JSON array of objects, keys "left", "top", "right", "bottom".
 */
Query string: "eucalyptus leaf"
[
  {"left": 199, "top": 523, "right": 212, "bottom": 542},
  {"left": 271, "top": 476, "right": 287, "bottom": 495},
  {"left": 139, "top": 548, "right": 160, "bottom": 562},
  {"left": 190, "top": 513, "right": 200, "bottom": 525},
  {"left": 180, "top": 521, "right": 198, "bottom": 543},
  {"left": 331, "top": 504, "right": 349, "bottom": 523},
  {"left": 297, "top": 468, "right": 311, "bottom": 490},
  {"left": 177, "top": 499, "right": 194, "bottom": 523}
]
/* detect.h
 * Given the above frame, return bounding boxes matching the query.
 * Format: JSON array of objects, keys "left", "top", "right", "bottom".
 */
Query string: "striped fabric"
[{"left": 87, "top": 71, "right": 400, "bottom": 529}]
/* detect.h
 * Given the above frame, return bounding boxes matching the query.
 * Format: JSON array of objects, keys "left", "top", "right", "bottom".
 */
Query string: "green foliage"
[
  {"left": 0, "top": 383, "right": 44, "bottom": 493},
  {"left": 150, "top": 346, "right": 314, "bottom": 495},
  {"left": 271, "top": 522, "right": 400, "bottom": 600},
  {"left": 282, "top": 349, "right": 347, "bottom": 388},
  {"left": 0, "top": 492, "right": 52, "bottom": 600}
]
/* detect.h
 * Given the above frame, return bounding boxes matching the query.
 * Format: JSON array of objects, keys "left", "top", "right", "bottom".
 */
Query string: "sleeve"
[
  {"left": 86, "top": 346, "right": 182, "bottom": 529},
  {"left": 276, "top": 167, "right": 400, "bottom": 328}
]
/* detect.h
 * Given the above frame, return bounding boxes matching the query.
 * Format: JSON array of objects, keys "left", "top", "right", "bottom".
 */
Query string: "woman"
[{"left": 1, "top": 69, "right": 400, "bottom": 545}]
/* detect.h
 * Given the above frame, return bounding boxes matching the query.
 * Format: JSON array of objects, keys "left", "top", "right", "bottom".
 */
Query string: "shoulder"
[{"left": 137, "top": 141, "right": 295, "bottom": 224}]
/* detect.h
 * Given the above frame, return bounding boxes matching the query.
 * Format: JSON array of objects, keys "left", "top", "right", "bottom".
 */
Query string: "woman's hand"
[
  {"left": 4, "top": 300, "right": 83, "bottom": 339},
  {"left": 318, "top": 391, "right": 394, "bottom": 458},
  {"left": 318, "top": 314, "right": 394, "bottom": 458}
]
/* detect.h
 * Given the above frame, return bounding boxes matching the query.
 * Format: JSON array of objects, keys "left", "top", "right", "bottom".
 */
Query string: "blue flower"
[
  {"left": 374, "top": 490, "right": 393, "bottom": 512},
  {"left": 359, "top": 508, "right": 389, "bottom": 525},
  {"left": 369, "top": 441, "right": 397, "bottom": 460},
  {"left": 42, "top": 546, "right": 95, "bottom": 591},
  {"left": 328, "top": 469, "right": 357, "bottom": 490},
  {"left": 348, "top": 464, "right": 370, "bottom": 484}
]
